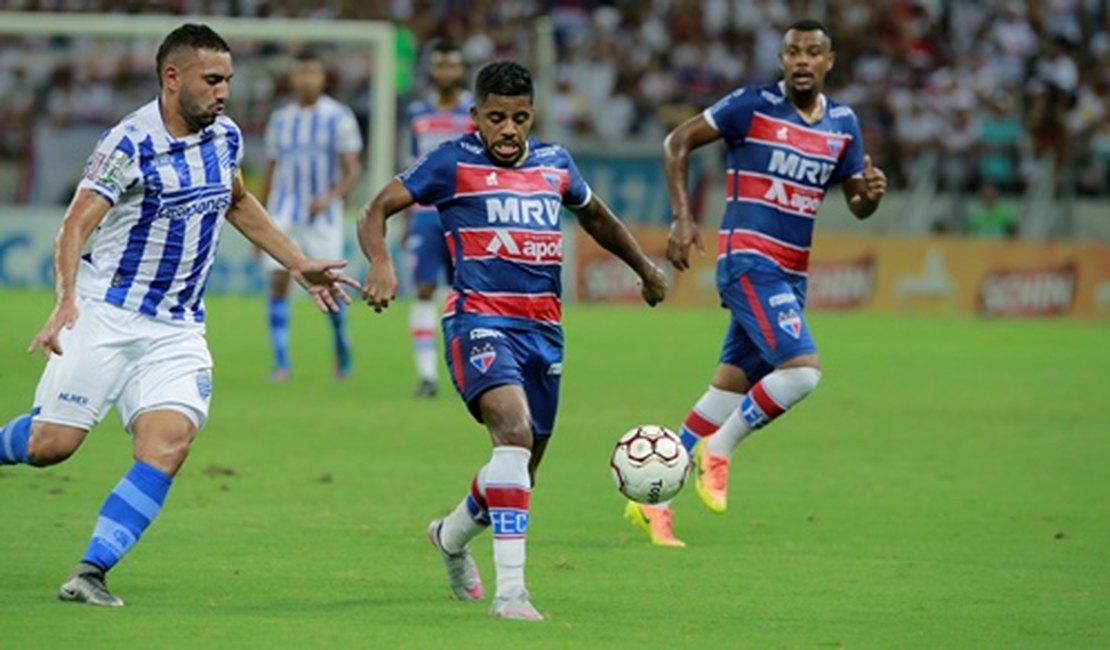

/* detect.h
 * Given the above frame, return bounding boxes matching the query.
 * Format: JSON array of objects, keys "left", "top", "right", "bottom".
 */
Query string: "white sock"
[
  {"left": 657, "top": 385, "right": 744, "bottom": 508},
  {"left": 707, "top": 367, "right": 821, "bottom": 458},
  {"left": 484, "top": 446, "right": 532, "bottom": 597},
  {"left": 410, "top": 299, "right": 438, "bottom": 381},
  {"left": 440, "top": 464, "right": 489, "bottom": 553}
]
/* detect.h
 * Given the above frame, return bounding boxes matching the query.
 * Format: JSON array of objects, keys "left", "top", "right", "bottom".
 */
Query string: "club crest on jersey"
[
  {"left": 826, "top": 139, "right": 844, "bottom": 156},
  {"left": 777, "top": 309, "right": 802, "bottom": 339},
  {"left": 470, "top": 343, "right": 497, "bottom": 373},
  {"left": 542, "top": 173, "right": 561, "bottom": 191}
]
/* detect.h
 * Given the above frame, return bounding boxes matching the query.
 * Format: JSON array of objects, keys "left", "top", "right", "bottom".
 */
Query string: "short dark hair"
[
  {"left": 474, "top": 60, "right": 533, "bottom": 103},
  {"left": 430, "top": 39, "right": 462, "bottom": 58},
  {"left": 294, "top": 49, "right": 321, "bottom": 64},
  {"left": 155, "top": 23, "right": 230, "bottom": 87},
  {"left": 786, "top": 18, "right": 833, "bottom": 47}
]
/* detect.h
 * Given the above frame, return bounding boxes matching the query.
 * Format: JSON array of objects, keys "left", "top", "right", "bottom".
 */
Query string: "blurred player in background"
[
  {"left": 260, "top": 50, "right": 363, "bottom": 382},
  {"left": 0, "top": 24, "right": 356, "bottom": 606},
  {"left": 359, "top": 61, "right": 667, "bottom": 620},
  {"left": 404, "top": 40, "right": 474, "bottom": 397},
  {"left": 626, "top": 19, "right": 887, "bottom": 547}
]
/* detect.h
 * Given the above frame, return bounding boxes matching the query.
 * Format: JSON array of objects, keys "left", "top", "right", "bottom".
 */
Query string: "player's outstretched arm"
[
  {"left": 662, "top": 114, "right": 720, "bottom": 271},
  {"left": 356, "top": 178, "right": 415, "bottom": 312},
  {"left": 570, "top": 196, "right": 667, "bottom": 307},
  {"left": 225, "top": 172, "right": 359, "bottom": 312},
  {"left": 843, "top": 154, "right": 887, "bottom": 219},
  {"left": 28, "top": 188, "right": 112, "bottom": 357}
]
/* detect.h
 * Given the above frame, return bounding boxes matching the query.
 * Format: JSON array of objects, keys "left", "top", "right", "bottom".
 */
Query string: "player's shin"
[
  {"left": 268, "top": 297, "right": 291, "bottom": 373},
  {"left": 410, "top": 299, "right": 438, "bottom": 382},
  {"left": 707, "top": 367, "right": 822, "bottom": 457},
  {"left": 0, "top": 412, "right": 33, "bottom": 465},
  {"left": 328, "top": 302, "right": 351, "bottom": 377},
  {"left": 485, "top": 446, "right": 532, "bottom": 596},
  {"left": 80, "top": 461, "right": 172, "bottom": 573},
  {"left": 678, "top": 385, "right": 745, "bottom": 452},
  {"left": 440, "top": 464, "right": 490, "bottom": 552}
]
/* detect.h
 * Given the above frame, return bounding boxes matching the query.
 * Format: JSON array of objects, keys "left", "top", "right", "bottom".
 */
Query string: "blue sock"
[
  {"left": 268, "top": 297, "right": 290, "bottom": 371},
  {"left": 82, "top": 461, "right": 172, "bottom": 572},
  {"left": 328, "top": 303, "right": 351, "bottom": 374},
  {"left": 0, "top": 411, "right": 33, "bottom": 465}
]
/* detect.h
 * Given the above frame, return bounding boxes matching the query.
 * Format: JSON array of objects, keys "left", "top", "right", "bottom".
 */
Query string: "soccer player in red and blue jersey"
[
  {"left": 404, "top": 40, "right": 474, "bottom": 398},
  {"left": 358, "top": 61, "right": 667, "bottom": 620},
  {"left": 626, "top": 20, "right": 887, "bottom": 547}
]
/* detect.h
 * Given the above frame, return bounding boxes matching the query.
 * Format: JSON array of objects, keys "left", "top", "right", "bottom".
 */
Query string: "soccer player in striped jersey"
[
  {"left": 260, "top": 50, "right": 363, "bottom": 382},
  {"left": 0, "top": 24, "right": 356, "bottom": 606},
  {"left": 404, "top": 40, "right": 474, "bottom": 397},
  {"left": 626, "top": 19, "right": 887, "bottom": 547},
  {"left": 358, "top": 61, "right": 667, "bottom": 620}
]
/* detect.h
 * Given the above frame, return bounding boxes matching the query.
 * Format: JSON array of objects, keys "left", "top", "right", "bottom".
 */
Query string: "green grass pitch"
[{"left": 1, "top": 288, "right": 1107, "bottom": 648}]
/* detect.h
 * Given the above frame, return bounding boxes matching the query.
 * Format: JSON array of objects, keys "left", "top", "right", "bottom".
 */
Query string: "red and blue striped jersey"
[
  {"left": 407, "top": 91, "right": 475, "bottom": 160},
  {"left": 398, "top": 134, "right": 592, "bottom": 330},
  {"left": 706, "top": 81, "right": 864, "bottom": 280}
]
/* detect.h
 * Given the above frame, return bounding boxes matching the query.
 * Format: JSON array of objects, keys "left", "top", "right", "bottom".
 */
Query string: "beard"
[{"left": 180, "top": 98, "right": 219, "bottom": 132}]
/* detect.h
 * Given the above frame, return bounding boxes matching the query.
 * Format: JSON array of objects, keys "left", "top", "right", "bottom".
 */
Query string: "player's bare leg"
[
  {"left": 60, "top": 410, "right": 196, "bottom": 607},
  {"left": 267, "top": 270, "right": 292, "bottom": 382},
  {"left": 25, "top": 421, "right": 87, "bottom": 467}
]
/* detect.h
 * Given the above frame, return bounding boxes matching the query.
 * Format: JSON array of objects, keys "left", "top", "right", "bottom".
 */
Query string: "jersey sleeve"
[
  {"left": 561, "top": 149, "right": 592, "bottom": 208},
  {"left": 703, "top": 87, "right": 755, "bottom": 145},
  {"left": 335, "top": 107, "right": 363, "bottom": 154},
  {"left": 397, "top": 143, "right": 456, "bottom": 206},
  {"left": 77, "top": 127, "right": 140, "bottom": 206},
  {"left": 831, "top": 109, "right": 866, "bottom": 184}
]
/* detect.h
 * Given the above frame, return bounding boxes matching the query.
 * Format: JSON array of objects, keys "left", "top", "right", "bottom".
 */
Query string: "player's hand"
[
  {"left": 860, "top": 155, "right": 886, "bottom": 201},
  {"left": 307, "top": 195, "right": 333, "bottom": 219},
  {"left": 28, "top": 299, "right": 79, "bottom": 357},
  {"left": 291, "top": 259, "right": 360, "bottom": 313},
  {"left": 665, "top": 216, "right": 704, "bottom": 272},
  {"left": 638, "top": 262, "right": 668, "bottom": 307},
  {"left": 362, "top": 259, "right": 398, "bottom": 313}
]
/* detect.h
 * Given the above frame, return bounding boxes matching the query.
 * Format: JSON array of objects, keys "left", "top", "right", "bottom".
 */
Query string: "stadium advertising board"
[{"left": 575, "top": 227, "right": 1110, "bottom": 319}]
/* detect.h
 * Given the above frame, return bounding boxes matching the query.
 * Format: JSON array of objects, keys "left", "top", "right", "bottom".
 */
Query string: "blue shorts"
[
  {"left": 717, "top": 267, "right": 816, "bottom": 383},
  {"left": 443, "top": 317, "right": 563, "bottom": 437},
  {"left": 407, "top": 208, "right": 452, "bottom": 286}
]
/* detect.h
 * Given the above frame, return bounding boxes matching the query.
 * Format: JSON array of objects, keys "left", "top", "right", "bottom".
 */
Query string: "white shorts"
[
  {"left": 33, "top": 298, "right": 214, "bottom": 434},
  {"left": 263, "top": 216, "right": 344, "bottom": 273}
]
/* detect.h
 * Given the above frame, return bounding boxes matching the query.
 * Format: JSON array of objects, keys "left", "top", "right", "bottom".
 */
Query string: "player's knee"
[
  {"left": 26, "top": 423, "right": 86, "bottom": 467},
  {"left": 778, "top": 366, "right": 822, "bottom": 398},
  {"left": 132, "top": 413, "right": 198, "bottom": 476},
  {"left": 136, "top": 434, "right": 194, "bottom": 476},
  {"left": 492, "top": 425, "right": 532, "bottom": 449}
]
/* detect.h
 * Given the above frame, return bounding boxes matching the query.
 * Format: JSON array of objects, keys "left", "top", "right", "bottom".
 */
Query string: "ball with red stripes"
[{"left": 609, "top": 425, "right": 691, "bottom": 504}]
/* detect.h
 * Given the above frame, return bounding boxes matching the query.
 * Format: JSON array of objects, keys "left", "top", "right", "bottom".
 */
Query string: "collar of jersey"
[
  {"left": 776, "top": 80, "right": 827, "bottom": 115},
  {"left": 474, "top": 132, "right": 531, "bottom": 168},
  {"left": 154, "top": 96, "right": 217, "bottom": 143}
]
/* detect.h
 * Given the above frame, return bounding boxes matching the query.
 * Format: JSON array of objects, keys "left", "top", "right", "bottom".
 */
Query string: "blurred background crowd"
[{"left": 0, "top": 0, "right": 1107, "bottom": 236}]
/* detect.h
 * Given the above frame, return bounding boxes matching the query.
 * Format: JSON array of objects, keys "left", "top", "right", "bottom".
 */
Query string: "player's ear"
[
  {"left": 163, "top": 63, "right": 179, "bottom": 91},
  {"left": 469, "top": 105, "right": 478, "bottom": 122}
]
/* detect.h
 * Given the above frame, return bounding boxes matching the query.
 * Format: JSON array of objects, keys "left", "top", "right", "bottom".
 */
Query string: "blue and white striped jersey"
[
  {"left": 76, "top": 98, "right": 244, "bottom": 324},
  {"left": 263, "top": 95, "right": 362, "bottom": 226}
]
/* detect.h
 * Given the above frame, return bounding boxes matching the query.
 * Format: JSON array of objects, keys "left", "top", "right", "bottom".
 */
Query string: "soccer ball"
[{"left": 609, "top": 425, "right": 691, "bottom": 504}]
